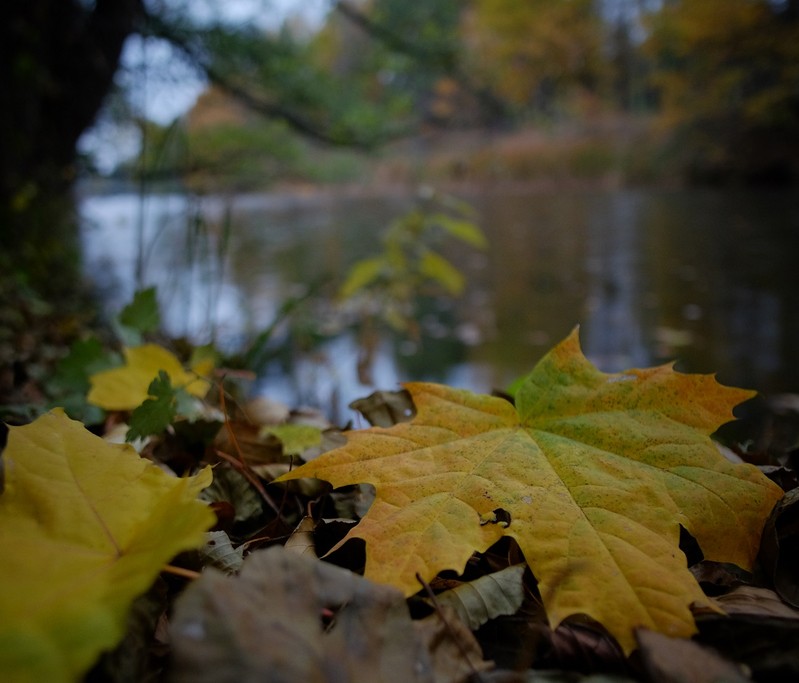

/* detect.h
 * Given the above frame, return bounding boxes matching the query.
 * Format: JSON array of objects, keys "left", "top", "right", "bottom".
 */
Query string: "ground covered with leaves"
[{"left": 2, "top": 289, "right": 799, "bottom": 683}]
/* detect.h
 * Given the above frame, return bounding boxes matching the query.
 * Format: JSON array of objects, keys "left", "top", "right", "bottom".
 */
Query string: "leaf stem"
[
  {"left": 214, "top": 448, "right": 281, "bottom": 516},
  {"left": 162, "top": 564, "right": 201, "bottom": 580}
]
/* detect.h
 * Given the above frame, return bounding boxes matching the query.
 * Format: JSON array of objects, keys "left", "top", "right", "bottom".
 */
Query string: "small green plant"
[{"left": 339, "top": 187, "right": 486, "bottom": 382}]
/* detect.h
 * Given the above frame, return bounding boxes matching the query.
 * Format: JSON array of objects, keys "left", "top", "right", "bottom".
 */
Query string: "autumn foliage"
[
  {"left": 279, "top": 328, "right": 782, "bottom": 653},
  {"left": 0, "top": 411, "right": 213, "bottom": 682},
  {"left": 0, "top": 328, "right": 792, "bottom": 680}
]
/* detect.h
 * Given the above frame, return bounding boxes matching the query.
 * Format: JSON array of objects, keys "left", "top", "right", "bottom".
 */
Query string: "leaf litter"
[{"left": 2, "top": 330, "right": 799, "bottom": 681}]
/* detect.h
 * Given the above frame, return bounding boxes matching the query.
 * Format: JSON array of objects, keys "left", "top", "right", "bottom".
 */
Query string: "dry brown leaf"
[
  {"left": 636, "top": 628, "right": 749, "bottom": 683},
  {"left": 712, "top": 585, "right": 799, "bottom": 620},
  {"left": 414, "top": 605, "right": 493, "bottom": 683},
  {"left": 170, "top": 547, "right": 436, "bottom": 682}
]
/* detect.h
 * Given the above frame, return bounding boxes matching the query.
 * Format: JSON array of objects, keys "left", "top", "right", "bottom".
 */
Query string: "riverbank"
[
  {"left": 90, "top": 114, "right": 677, "bottom": 199},
  {"left": 365, "top": 114, "right": 672, "bottom": 189}
]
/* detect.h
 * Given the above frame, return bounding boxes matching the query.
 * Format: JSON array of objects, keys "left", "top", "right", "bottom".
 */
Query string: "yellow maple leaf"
[
  {"left": 0, "top": 410, "right": 214, "bottom": 682},
  {"left": 278, "top": 329, "right": 783, "bottom": 654},
  {"left": 87, "top": 343, "right": 213, "bottom": 411}
]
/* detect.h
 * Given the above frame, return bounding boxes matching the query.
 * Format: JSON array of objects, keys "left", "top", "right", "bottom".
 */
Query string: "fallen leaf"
[
  {"left": 712, "top": 585, "right": 799, "bottom": 620},
  {"left": 636, "top": 628, "right": 749, "bottom": 683},
  {"left": 284, "top": 516, "right": 319, "bottom": 557},
  {"left": 169, "top": 546, "right": 437, "bottom": 682},
  {"left": 278, "top": 329, "right": 783, "bottom": 653},
  {"left": 415, "top": 605, "right": 493, "bottom": 683},
  {"left": 198, "top": 465, "right": 267, "bottom": 531},
  {"left": 696, "top": 607, "right": 799, "bottom": 678},
  {"left": 429, "top": 565, "right": 526, "bottom": 631},
  {"left": 500, "top": 673, "right": 636, "bottom": 683},
  {"left": 350, "top": 389, "right": 416, "bottom": 427},
  {"left": 88, "top": 344, "right": 213, "bottom": 411},
  {"left": 758, "top": 487, "right": 799, "bottom": 607},
  {"left": 259, "top": 423, "right": 323, "bottom": 456},
  {"left": 213, "top": 421, "right": 283, "bottom": 466},
  {"left": 544, "top": 619, "right": 626, "bottom": 672},
  {"left": 88, "top": 580, "right": 169, "bottom": 683},
  {"left": 199, "top": 531, "right": 244, "bottom": 574},
  {"left": 0, "top": 410, "right": 213, "bottom": 683},
  {"left": 689, "top": 560, "right": 751, "bottom": 593},
  {"left": 330, "top": 483, "right": 377, "bottom": 520}
]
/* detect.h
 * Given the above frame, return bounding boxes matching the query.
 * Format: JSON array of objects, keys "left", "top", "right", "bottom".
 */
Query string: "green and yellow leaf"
[
  {"left": 419, "top": 250, "right": 465, "bottom": 295},
  {"left": 430, "top": 213, "right": 488, "bottom": 249},
  {"left": 339, "top": 257, "right": 384, "bottom": 299},
  {"left": 0, "top": 410, "right": 214, "bottom": 682},
  {"left": 87, "top": 343, "right": 213, "bottom": 411},
  {"left": 259, "top": 424, "right": 323, "bottom": 456},
  {"left": 278, "top": 328, "right": 783, "bottom": 653}
]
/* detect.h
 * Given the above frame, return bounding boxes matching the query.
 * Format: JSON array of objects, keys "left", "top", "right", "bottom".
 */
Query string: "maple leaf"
[
  {"left": 0, "top": 410, "right": 214, "bottom": 682},
  {"left": 87, "top": 343, "right": 213, "bottom": 411},
  {"left": 278, "top": 329, "right": 783, "bottom": 654}
]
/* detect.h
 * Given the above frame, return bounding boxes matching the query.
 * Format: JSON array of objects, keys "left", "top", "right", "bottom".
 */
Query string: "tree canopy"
[
  {"left": 644, "top": 0, "right": 799, "bottom": 183},
  {"left": 3, "top": 0, "right": 799, "bottom": 299}
]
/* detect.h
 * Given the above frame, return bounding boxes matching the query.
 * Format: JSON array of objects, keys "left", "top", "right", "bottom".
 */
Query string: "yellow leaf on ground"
[
  {"left": 0, "top": 410, "right": 214, "bottom": 682},
  {"left": 87, "top": 344, "right": 212, "bottom": 410},
  {"left": 278, "top": 329, "right": 783, "bottom": 654}
]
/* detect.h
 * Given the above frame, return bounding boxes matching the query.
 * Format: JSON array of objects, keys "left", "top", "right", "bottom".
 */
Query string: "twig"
[
  {"left": 217, "top": 381, "right": 243, "bottom": 462},
  {"left": 214, "top": 378, "right": 282, "bottom": 516},
  {"left": 416, "top": 572, "right": 484, "bottom": 682},
  {"left": 163, "top": 564, "right": 201, "bottom": 581},
  {"left": 214, "top": 448, "right": 281, "bottom": 516}
]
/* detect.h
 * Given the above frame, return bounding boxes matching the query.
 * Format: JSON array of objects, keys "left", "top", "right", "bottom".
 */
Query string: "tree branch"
[
  {"left": 333, "top": 0, "right": 511, "bottom": 125},
  {"left": 142, "top": 12, "right": 411, "bottom": 149}
]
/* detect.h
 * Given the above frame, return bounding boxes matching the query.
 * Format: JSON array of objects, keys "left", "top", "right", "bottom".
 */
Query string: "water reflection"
[
  {"left": 79, "top": 187, "right": 799, "bottom": 420},
  {"left": 583, "top": 191, "right": 650, "bottom": 369}
]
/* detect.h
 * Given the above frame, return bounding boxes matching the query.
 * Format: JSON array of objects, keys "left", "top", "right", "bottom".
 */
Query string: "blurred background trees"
[
  {"left": 3, "top": 0, "right": 799, "bottom": 300},
  {"left": 1, "top": 1, "right": 141, "bottom": 298},
  {"left": 644, "top": 0, "right": 799, "bottom": 183}
]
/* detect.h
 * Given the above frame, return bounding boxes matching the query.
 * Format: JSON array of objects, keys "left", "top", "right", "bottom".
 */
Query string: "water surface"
[{"left": 80, "top": 186, "right": 799, "bottom": 420}]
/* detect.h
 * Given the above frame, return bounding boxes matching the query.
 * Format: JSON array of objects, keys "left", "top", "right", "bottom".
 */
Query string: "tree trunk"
[{"left": 0, "top": 0, "right": 142, "bottom": 298}]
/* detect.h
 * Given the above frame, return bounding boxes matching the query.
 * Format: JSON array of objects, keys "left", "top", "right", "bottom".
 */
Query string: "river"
[{"left": 79, "top": 185, "right": 799, "bottom": 422}]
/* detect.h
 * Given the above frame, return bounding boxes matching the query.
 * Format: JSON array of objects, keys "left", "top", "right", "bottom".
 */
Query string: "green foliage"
[
  {"left": 118, "top": 287, "right": 161, "bottom": 337},
  {"left": 340, "top": 190, "right": 485, "bottom": 332},
  {"left": 337, "top": 190, "right": 486, "bottom": 383},
  {"left": 10, "top": 287, "right": 192, "bottom": 428},
  {"left": 259, "top": 424, "right": 323, "bottom": 457},
  {"left": 360, "top": 0, "right": 464, "bottom": 100},
  {"left": 643, "top": 0, "right": 799, "bottom": 182},
  {"left": 56, "top": 0, "right": 797, "bottom": 192},
  {"left": 44, "top": 337, "right": 118, "bottom": 425},
  {"left": 152, "top": 18, "right": 412, "bottom": 149},
  {"left": 12, "top": 287, "right": 213, "bottom": 437},
  {"left": 126, "top": 371, "right": 180, "bottom": 442},
  {"left": 463, "top": 0, "right": 606, "bottom": 111}
]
